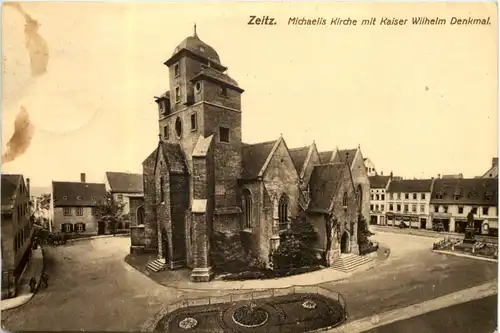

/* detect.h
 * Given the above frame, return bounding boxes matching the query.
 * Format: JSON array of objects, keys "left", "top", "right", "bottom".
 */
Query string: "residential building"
[
  {"left": 442, "top": 174, "right": 463, "bottom": 179},
  {"left": 482, "top": 157, "right": 498, "bottom": 179},
  {"left": 137, "top": 29, "right": 362, "bottom": 282},
  {"left": 1, "top": 174, "right": 33, "bottom": 299},
  {"left": 386, "top": 179, "right": 435, "bottom": 229},
  {"left": 368, "top": 175, "right": 391, "bottom": 225},
  {"left": 430, "top": 178, "right": 498, "bottom": 235},
  {"left": 105, "top": 172, "right": 145, "bottom": 227},
  {"left": 364, "top": 158, "right": 377, "bottom": 176},
  {"left": 51, "top": 173, "right": 106, "bottom": 235}
]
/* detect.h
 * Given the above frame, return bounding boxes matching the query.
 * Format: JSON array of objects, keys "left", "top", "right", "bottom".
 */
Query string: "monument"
[{"left": 463, "top": 211, "right": 476, "bottom": 244}]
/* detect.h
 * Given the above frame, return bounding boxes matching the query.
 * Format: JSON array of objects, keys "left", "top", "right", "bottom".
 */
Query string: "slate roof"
[
  {"left": 431, "top": 178, "right": 498, "bottom": 205},
  {"left": 240, "top": 140, "right": 277, "bottom": 180},
  {"left": 2, "top": 174, "right": 22, "bottom": 210},
  {"left": 369, "top": 175, "right": 391, "bottom": 189},
  {"left": 173, "top": 34, "right": 221, "bottom": 63},
  {"left": 191, "top": 67, "right": 241, "bottom": 91},
  {"left": 387, "top": 179, "right": 434, "bottom": 193},
  {"left": 318, "top": 151, "right": 334, "bottom": 164},
  {"left": 307, "top": 163, "right": 345, "bottom": 213},
  {"left": 160, "top": 142, "right": 189, "bottom": 174},
  {"left": 289, "top": 146, "right": 309, "bottom": 174},
  {"left": 106, "top": 172, "right": 143, "bottom": 194},
  {"left": 336, "top": 149, "right": 357, "bottom": 167},
  {"left": 52, "top": 181, "right": 106, "bottom": 207}
]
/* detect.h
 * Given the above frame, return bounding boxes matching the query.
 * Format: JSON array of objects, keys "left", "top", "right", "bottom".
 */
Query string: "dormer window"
[
  {"left": 62, "top": 196, "right": 67, "bottom": 200},
  {"left": 195, "top": 82, "right": 202, "bottom": 93},
  {"left": 199, "top": 46, "right": 205, "bottom": 52},
  {"left": 453, "top": 195, "right": 460, "bottom": 200},
  {"left": 76, "top": 196, "right": 82, "bottom": 200},
  {"left": 174, "top": 63, "right": 180, "bottom": 78}
]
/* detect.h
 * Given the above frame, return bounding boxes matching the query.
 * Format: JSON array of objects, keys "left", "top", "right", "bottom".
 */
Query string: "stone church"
[{"left": 139, "top": 28, "right": 370, "bottom": 282}]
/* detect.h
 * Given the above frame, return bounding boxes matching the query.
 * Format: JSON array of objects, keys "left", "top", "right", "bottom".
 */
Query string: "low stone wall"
[
  {"left": 145, "top": 285, "right": 348, "bottom": 332},
  {"left": 130, "top": 225, "right": 146, "bottom": 254}
]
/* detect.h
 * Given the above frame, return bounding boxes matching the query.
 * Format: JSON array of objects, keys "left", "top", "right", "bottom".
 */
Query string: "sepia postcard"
[{"left": 1, "top": 1, "right": 498, "bottom": 332}]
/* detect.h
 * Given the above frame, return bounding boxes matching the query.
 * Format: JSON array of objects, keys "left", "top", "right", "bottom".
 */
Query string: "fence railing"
[{"left": 162, "top": 285, "right": 348, "bottom": 331}]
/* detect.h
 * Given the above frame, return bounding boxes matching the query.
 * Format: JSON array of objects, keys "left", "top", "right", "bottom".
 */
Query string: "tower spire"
[{"left": 194, "top": 23, "right": 197, "bottom": 36}]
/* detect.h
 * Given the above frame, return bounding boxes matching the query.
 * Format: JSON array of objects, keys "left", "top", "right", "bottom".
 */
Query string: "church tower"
[{"left": 154, "top": 26, "right": 244, "bottom": 281}]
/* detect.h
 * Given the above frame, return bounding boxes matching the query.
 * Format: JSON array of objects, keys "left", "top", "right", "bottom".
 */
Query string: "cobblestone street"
[{"left": 1, "top": 232, "right": 497, "bottom": 331}]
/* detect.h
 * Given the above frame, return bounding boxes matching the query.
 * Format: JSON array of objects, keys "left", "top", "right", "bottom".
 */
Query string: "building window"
[
  {"left": 483, "top": 207, "right": 489, "bottom": 216},
  {"left": 458, "top": 206, "right": 464, "bottom": 214},
  {"left": 342, "top": 192, "right": 348, "bottom": 207},
  {"left": 242, "top": 189, "right": 252, "bottom": 229},
  {"left": 454, "top": 195, "right": 460, "bottom": 200},
  {"left": 405, "top": 193, "right": 409, "bottom": 200},
  {"left": 434, "top": 205, "right": 439, "bottom": 213},
  {"left": 420, "top": 204, "right": 425, "bottom": 213},
  {"left": 396, "top": 204, "right": 401, "bottom": 212},
  {"left": 174, "top": 63, "right": 180, "bottom": 77},
  {"left": 375, "top": 204, "right": 379, "bottom": 211},
  {"left": 62, "top": 223, "right": 72, "bottom": 233},
  {"left": 472, "top": 207, "right": 478, "bottom": 214},
  {"left": 219, "top": 127, "right": 230, "bottom": 143},
  {"left": 421, "top": 193, "right": 426, "bottom": 200},
  {"left": 389, "top": 203, "right": 394, "bottom": 211},
  {"left": 370, "top": 204, "right": 374, "bottom": 211},
  {"left": 75, "top": 223, "right": 85, "bottom": 233},
  {"left": 278, "top": 194, "right": 289, "bottom": 230},
  {"left": 76, "top": 207, "right": 83, "bottom": 216},
  {"left": 376, "top": 194, "right": 380, "bottom": 200},
  {"left": 63, "top": 208, "right": 72, "bottom": 216},
  {"left": 370, "top": 194, "right": 374, "bottom": 200},
  {"left": 381, "top": 204, "right": 384, "bottom": 212},
  {"left": 397, "top": 193, "right": 401, "bottom": 200},
  {"left": 190, "top": 113, "right": 197, "bottom": 131},
  {"left": 412, "top": 193, "right": 417, "bottom": 200},
  {"left": 195, "top": 82, "right": 202, "bottom": 93},
  {"left": 381, "top": 194, "right": 385, "bottom": 200},
  {"left": 160, "top": 177, "right": 165, "bottom": 203},
  {"left": 219, "top": 86, "right": 228, "bottom": 97},
  {"left": 412, "top": 204, "right": 417, "bottom": 213},
  {"left": 175, "top": 117, "right": 182, "bottom": 137},
  {"left": 163, "top": 125, "right": 169, "bottom": 139},
  {"left": 390, "top": 193, "right": 394, "bottom": 200},
  {"left": 443, "top": 206, "right": 448, "bottom": 213},
  {"left": 92, "top": 207, "right": 97, "bottom": 216},
  {"left": 175, "top": 86, "right": 181, "bottom": 103},
  {"left": 404, "top": 204, "right": 409, "bottom": 212}
]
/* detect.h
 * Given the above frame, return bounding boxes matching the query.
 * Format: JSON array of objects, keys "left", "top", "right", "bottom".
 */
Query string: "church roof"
[
  {"left": 105, "top": 172, "right": 143, "bottom": 194},
  {"left": 336, "top": 149, "right": 358, "bottom": 167},
  {"left": 307, "top": 163, "right": 345, "bottom": 213},
  {"left": 160, "top": 142, "right": 189, "bottom": 174},
  {"left": 319, "top": 151, "right": 334, "bottom": 164},
  {"left": 289, "top": 146, "right": 309, "bottom": 174},
  {"left": 172, "top": 33, "right": 221, "bottom": 64},
  {"left": 240, "top": 140, "right": 277, "bottom": 180},
  {"left": 191, "top": 67, "right": 242, "bottom": 91}
]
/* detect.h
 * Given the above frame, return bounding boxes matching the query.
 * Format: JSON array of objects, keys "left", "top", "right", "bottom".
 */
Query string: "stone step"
[
  {"left": 331, "top": 254, "right": 373, "bottom": 273},
  {"left": 146, "top": 259, "right": 166, "bottom": 273}
]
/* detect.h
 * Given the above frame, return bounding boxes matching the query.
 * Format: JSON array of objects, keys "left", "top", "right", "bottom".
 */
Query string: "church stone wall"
[
  {"left": 142, "top": 151, "right": 158, "bottom": 252},
  {"left": 170, "top": 174, "right": 189, "bottom": 266},
  {"left": 155, "top": 154, "right": 173, "bottom": 261},
  {"left": 350, "top": 152, "right": 371, "bottom": 223}
]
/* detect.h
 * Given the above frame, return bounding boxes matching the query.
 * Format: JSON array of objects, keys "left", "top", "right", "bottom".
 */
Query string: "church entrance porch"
[{"left": 340, "top": 231, "right": 350, "bottom": 254}]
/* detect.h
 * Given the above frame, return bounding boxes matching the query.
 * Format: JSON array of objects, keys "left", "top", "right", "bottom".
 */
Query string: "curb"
[
  {"left": 66, "top": 233, "right": 130, "bottom": 243},
  {"left": 432, "top": 249, "right": 498, "bottom": 263},
  {"left": 1, "top": 246, "right": 45, "bottom": 312}
]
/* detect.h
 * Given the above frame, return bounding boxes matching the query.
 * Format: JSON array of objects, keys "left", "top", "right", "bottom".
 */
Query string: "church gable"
[
  {"left": 159, "top": 142, "right": 189, "bottom": 175},
  {"left": 289, "top": 146, "right": 310, "bottom": 176},
  {"left": 301, "top": 143, "right": 321, "bottom": 188},
  {"left": 240, "top": 140, "right": 278, "bottom": 180},
  {"left": 307, "top": 163, "right": 345, "bottom": 213}
]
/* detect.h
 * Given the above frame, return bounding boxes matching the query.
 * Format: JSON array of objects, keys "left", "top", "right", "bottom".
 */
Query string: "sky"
[{"left": 1, "top": 2, "right": 498, "bottom": 187}]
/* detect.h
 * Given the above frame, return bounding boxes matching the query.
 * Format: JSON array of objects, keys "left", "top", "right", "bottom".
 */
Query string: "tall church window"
[
  {"left": 342, "top": 192, "right": 348, "bottom": 207},
  {"left": 278, "top": 194, "right": 289, "bottom": 230},
  {"left": 160, "top": 177, "right": 165, "bottom": 203},
  {"left": 242, "top": 189, "right": 252, "bottom": 229},
  {"left": 219, "top": 127, "right": 229, "bottom": 143},
  {"left": 175, "top": 117, "right": 182, "bottom": 138},
  {"left": 190, "top": 113, "right": 198, "bottom": 131},
  {"left": 163, "top": 125, "right": 169, "bottom": 139},
  {"left": 356, "top": 185, "right": 362, "bottom": 209},
  {"left": 175, "top": 87, "right": 181, "bottom": 103}
]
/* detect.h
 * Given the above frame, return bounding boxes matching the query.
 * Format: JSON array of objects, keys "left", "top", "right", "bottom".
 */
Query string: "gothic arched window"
[
  {"left": 242, "top": 189, "right": 252, "bottom": 229},
  {"left": 342, "top": 192, "right": 348, "bottom": 207},
  {"left": 278, "top": 194, "right": 289, "bottom": 230},
  {"left": 160, "top": 176, "right": 165, "bottom": 203},
  {"left": 356, "top": 185, "right": 363, "bottom": 209}
]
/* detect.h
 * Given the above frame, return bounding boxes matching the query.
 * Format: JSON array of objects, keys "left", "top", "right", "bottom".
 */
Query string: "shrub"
[{"left": 210, "top": 231, "right": 252, "bottom": 273}]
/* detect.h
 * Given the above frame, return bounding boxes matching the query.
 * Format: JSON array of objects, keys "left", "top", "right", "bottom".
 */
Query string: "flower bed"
[{"left": 231, "top": 303, "right": 269, "bottom": 327}]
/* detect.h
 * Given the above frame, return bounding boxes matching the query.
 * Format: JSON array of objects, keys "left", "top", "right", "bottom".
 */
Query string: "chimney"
[
  {"left": 493, "top": 158, "right": 498, "bottom": 167},
  {"left": 437, "top": 174, "right": 441, "bottom": 179},
  {"left": 26, "top": 178, "right": 30, "bottom": 197},
  {"left": 81, "top": 173, "right": 86, "bottom": 183},
  {"left": 380, "top": 171, "right": 384, "bottom": 176}
]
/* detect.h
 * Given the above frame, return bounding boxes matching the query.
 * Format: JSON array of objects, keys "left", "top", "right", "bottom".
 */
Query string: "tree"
[
  {"left": 93, "top": 191, "right": 126, "bottom": 235},
  {"left": 272, "top": 213, "right": 319, "bottom": 269}
]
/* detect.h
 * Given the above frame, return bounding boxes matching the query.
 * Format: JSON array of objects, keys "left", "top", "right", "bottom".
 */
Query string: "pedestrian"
[
  {"left": 41, "top": 272, "right": 49, "bottom": 289},
  {"left": 29, "top": 277, "right": 37, "bottom": 293}
]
